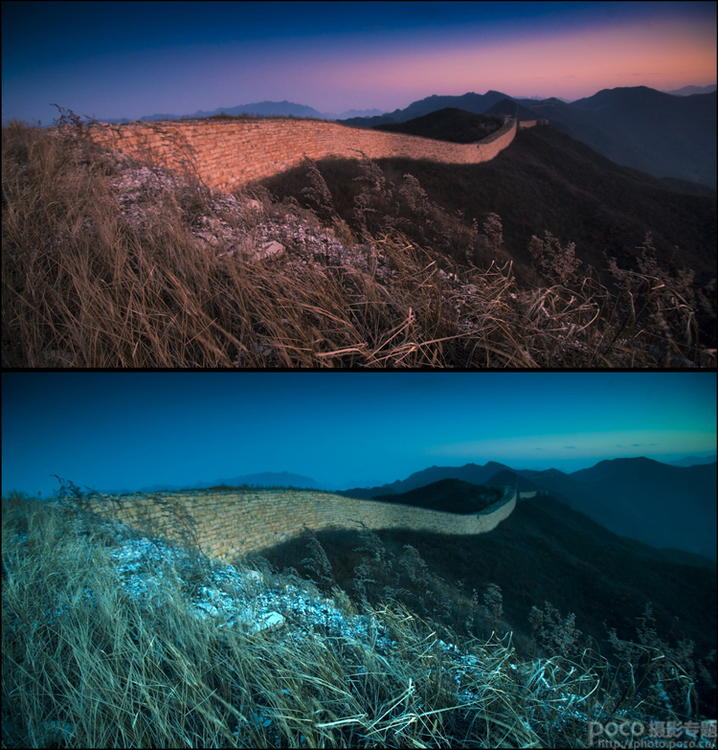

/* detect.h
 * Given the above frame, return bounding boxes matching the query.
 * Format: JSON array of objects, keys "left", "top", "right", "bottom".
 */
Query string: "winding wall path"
[
  {"left": 84, "top": 116, "right": 519, "bottom": 193},
  {"left": 88, "top": 487, "right": 518, "bottom": 562}
]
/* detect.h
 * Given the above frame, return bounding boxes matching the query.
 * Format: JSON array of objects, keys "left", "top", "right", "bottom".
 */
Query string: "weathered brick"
[
  {"left": 87, "top": 489, "right": 518, "bottom": 563},
  {"left": 82, "top": 117, "right": 518, "bottom": 194}
]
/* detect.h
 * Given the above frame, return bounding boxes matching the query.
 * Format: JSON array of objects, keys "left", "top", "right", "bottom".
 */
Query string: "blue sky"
[
  {"left": 2, "top": 372, "right": 715, "bottom": 497},
  {"left": 2, "top": 1, "right": 715, "bottom": 126}
]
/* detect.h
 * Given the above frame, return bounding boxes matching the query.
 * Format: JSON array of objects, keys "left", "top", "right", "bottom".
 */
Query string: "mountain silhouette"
[
  {"left": 338, "top": 462, "right": 512, "bottom": 499},
  {"left": 341, "top": 86, "right": 716, "bottom": 189},
  {"left": 544, "top": 458, "right": 718, "bottom": 560},
  {"left": 668, "top": 454, "right": 717, "bottom": 467},
  {"left": 372, "top": 108, "right": 506, "bottom": 144},
  {"left": 99, "top": 101, "right": 387, "bottom": 125},
  {"left": 340, "top": 91, "right": 512, "bottom": 128},
  {"left": 527, "top": 86, "right": 717, "bottom": 189},
  {"left": 371, "top": 478, "right": 503, "bottom": 514},
  {"left": 338, "top": 457, "right": 716, "bottom": 561}
]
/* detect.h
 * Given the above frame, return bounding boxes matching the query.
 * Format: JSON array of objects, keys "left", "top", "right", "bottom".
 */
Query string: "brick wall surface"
[
  {"left": 88, "top": 488, "right": 518, "bottom": 562},
  {"left": 83, "top": 117, "right": 518, "bottom": 193}
]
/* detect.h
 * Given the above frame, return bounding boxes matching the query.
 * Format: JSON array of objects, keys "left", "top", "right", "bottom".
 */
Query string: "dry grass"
[
  {"left": 3, "top": 488, "right": 713, "bottom": 748},
  {"left": 2, "top": 111, "right": 713, "bottom": 367}
]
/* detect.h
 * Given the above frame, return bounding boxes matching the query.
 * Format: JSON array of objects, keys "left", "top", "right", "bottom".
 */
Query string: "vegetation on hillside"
[
  {"left": 372, "top": 107, "right": 506, "bottom": 143},
  {"left": 370, "top": 478, "right": 504, "bottom": 514},
  {"left": 2, "top": 109, "right": 714, "bottom": 367},
  {"left": 3, "top": 485, "right": 715, "bottom": 748}
]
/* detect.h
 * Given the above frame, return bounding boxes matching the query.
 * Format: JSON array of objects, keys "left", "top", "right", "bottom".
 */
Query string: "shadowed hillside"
[
  {"left": 262, "top": 123, "right": 716, "bottom": 348},
  {"left": 372, "top": 108, "right": 505, "bottom": 144},
  {"left": 516, "top": 458, "right": 718, "bottom": 561},
  {"left": 258, "top": 491, "right": 717, "bottom": 721},
  {"left": 370, "top": 478, "right": 504, "bottom": 514}
]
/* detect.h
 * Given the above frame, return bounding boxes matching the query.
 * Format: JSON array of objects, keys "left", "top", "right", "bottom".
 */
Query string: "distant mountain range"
[
  {"left": 100, "top": 100, "right": 386, "bottom": 125},
  {"left": 118, "top": 471, "right": 325, "bottom": 494},
  {"left": 666, "top": 84, "right": 717, "bottom": 96},
  {"left": 338, "top": 457, "right": 717, "bottom": 561},
  {"left": 667, "top": 455, "right": 717, "bottom": 467},
  {"left": 341, "top": 86, "right": 716, "bottom": 189},
  {"left": 95, "top": 85, "right": 716, "bottom": 189}
]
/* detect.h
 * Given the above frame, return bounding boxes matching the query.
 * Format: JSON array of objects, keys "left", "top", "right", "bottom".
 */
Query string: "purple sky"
[
  {"left": 2, "top": 1, "right": 716, "bottom": 126},
  {"left": 2, "top": 372, "right": 715, "bottom": 498}
]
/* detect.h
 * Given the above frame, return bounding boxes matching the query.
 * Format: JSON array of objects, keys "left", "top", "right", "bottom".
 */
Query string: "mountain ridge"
[
  {"left": 93, "top": 85, "right": 716, "bottom": 189},
  {"left": 337, "top": 457, "right": 716, "bottom": 561}
]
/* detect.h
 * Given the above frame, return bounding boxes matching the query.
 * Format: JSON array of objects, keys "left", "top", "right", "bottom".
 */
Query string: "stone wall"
[
  {"left": 83, "top": 116, "right": 518, "bottom": 193},
  {"left": 517, "top": 119, "right": 549, "bottom": 129},
  {"left": 88, "top": 488, "right": 517, "bottom": 562}
]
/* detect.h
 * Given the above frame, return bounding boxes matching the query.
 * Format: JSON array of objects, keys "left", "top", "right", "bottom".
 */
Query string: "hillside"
[
  {"left": 342, "top": 86, "right": 717, "bottom": 190},
  {"left": 372, "top": 108, "right": 505, "bottom": 144},
  {"left": 5, "top": 486, "right": 716, "bottom": 749},
  {"left": 528, "top": 458, "right": 718, "bottom": 560},
  {"left": 4, "top": 111, "right": 715, "bottom": 367},
  {"left": 261, "top": 490, "right": 717, "bottom": 719},
  {"left": 370, "top": 478, "right": 503, "bottom": 514},
  {"left": 528, "top": 87, "right": 717, "bottom": 190},
  {"left": 338, "top": 462, "right": 512, "bottom": 499},
  {"left": 337, "top": 458, "right": 717, "bottom": 562},
  {"left": 263, "top": 122, "right": 716, "bottom": 346}
]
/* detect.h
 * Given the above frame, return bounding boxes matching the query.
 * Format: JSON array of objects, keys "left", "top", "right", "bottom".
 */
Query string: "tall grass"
[
  {"left": 2, "top": 111, "right": 714, "bottom": 367},
  {"left": 3, "top": 488, "right": 713, "bottom": 748}
]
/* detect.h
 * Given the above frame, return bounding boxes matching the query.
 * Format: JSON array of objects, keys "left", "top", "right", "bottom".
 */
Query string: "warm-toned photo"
[{"left": 2, "top": 2, "right": 715, "bottom": 368}]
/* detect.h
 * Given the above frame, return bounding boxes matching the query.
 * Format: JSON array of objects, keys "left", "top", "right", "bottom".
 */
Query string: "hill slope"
[
  {"left": 341, "top": 86, "right": 716, "bottom": 189},
  {"left": 371, "top": 478, "right": 503, "bottom": 514},
  {"left": 262, "top": 490, "right": 717, "bottom": 718},
  {"left": 527, "top": 87, "right": 717, "bottom": 189},
  {"left": 542, "top": 458, "right": 718, "bottom": 560},
  {"left": 372, "top": 108, "right": 505, "bottom": 144},
  {"left": 263, "top": 121, "right": 716, "bottom": 345},
  {"left": 336, "top": 458, "right": 717, "bottom": 561}
]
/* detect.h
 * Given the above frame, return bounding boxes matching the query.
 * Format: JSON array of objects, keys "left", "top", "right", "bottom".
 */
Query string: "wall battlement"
[
  {"left": 88, "top": 487, "right": 518, "bottom": 563},
  {"left": 83, "top": 116, "right": 518, "bottom": 193}
]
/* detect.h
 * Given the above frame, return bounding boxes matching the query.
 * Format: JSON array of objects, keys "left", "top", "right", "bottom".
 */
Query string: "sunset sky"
[
  {"left": 3, "top": 372, "right": 715, "bottom": 497},
  {"left": 2, "top": 1, "right": 716, "bottom": 126}
]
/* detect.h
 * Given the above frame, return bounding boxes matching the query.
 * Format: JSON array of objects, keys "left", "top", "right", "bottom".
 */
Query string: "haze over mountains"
[{"left": 100, "top": 100, "right": 386, "bottom": 124}]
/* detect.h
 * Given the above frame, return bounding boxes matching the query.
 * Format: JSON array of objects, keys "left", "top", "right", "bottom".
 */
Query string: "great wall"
[
  {"left": 87, "top": 487, "right": 520, "bottom": 563},
  {"left": 82, "top": 115, "right": 541, "bottom": 194}
]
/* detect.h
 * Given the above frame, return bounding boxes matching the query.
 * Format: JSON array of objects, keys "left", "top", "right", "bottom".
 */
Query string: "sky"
[
  {"left": 2, "top": 372, "right": 715, "bottom": 498},
  {"left": 2, "top": 1, "right": 716, "bottom": 126}
]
